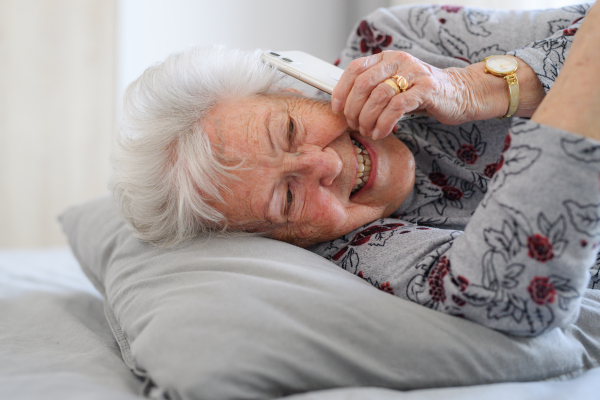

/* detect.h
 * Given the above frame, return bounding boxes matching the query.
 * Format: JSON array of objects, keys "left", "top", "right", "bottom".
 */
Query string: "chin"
[{"left": 366, "top": 134, "right": 415, "bottom": 216}]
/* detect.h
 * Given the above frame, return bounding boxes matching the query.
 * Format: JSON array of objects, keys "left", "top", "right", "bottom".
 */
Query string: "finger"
[
  {"left": 356, "top": 81, "right": 397, "bottom": 136},
  {"left": 331, "top": 54, "right": 383, "bottom": 114},
  {"left": 343, "top": 59, "right": 405, "bottom": 129},
  {"left": 373, "top": 89, "right": 424, "bottom": 140}
]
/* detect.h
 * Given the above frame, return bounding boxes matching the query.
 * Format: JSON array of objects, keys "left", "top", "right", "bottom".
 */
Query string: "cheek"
[
  {"left": 308, "top": 191, "right": 346, "bottom": 221},
  {"left": 300, "top": 192, "right": 349, "bottom": 237}
]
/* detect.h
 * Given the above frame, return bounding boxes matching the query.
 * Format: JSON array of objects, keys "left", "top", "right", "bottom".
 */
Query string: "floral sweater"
[{"left": 310, "top": 3, "right": 599, "bottom": 337}]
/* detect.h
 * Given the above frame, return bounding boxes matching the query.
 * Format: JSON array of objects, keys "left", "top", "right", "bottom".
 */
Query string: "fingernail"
[
  {"left": 372, "top": 128, "right": 380, "bottom": 140},
  {"left": 359, "top": 127, "right": 367, "bottom": 137},
  {"left": 331, "top": 98, "right": 341, "bottom": 114}
]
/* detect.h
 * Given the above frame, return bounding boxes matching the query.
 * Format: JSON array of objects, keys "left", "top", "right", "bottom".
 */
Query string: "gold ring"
[
  {"left": 383, "top": 75, "right": 408, "bottom": 95},
  {"left": 383, "top": 78, "right": 400, "bottom": 94},
  {"left": 392, "top": 75, "right": 409, "bottom": 92}
]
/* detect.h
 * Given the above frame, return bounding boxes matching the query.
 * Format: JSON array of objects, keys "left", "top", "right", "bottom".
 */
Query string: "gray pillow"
[{"left": 60, "top": 196, "right": 600, "bottom": 400}]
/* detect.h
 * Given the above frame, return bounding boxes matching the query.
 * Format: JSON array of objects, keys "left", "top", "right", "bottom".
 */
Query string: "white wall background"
[
  {"left": 0, "top": 0, "right": 115, "bottom": 249},
  {"left": 0, "top": 0, "right": 587, "bottom": 248}
]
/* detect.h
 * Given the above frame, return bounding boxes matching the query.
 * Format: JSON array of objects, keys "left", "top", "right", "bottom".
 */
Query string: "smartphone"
[{"left": 261, "top": 50, "right": 426, "bottom": 121}]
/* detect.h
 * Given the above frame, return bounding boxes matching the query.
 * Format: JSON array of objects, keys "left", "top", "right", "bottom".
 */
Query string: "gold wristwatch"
[{"left": 484, "top": 55, "right": 519, "bottom": 119}]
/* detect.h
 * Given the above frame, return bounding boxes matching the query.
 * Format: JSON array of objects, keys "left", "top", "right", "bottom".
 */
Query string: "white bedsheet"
[
  {"left": 0, "top": 247, "right": 598, "bottom": 400},
  {"left": 0, "top": 247, "right": 98, "bottom": 297},
  {"left": 0, "top": 247, "right": 144, "bottom": 400}
]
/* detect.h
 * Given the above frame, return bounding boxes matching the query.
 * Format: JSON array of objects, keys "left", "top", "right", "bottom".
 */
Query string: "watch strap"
[{"left": 499, "top": 73, "right": 519, "bottom": 119}]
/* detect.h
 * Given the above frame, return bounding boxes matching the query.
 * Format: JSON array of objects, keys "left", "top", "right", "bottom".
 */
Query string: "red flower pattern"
[
  {"left": 357, "top": 20, "right": 393, "bottom": 54},
  {"left": 456, "top": 144, "right": 478, "bottom": 164},
  {"left": 429, "top": 172, "right": 448, "bottom": 187},
  {"left": 428, "top": 256, "right": 451, "bottom": 303},
  {"left": 357, "top": 271, "right": 395, "bottom": 296},
  {"left": 527, "top": 277, "right": 556, "bottom": 305},
  {"left": 452, "top": 295, "right": 466, "bottom": 306},
  {"left": 454, "top": 56, "right": 472, "bottom": 64},
  {"left": 484, "top": 155, "right": 504, "bottom": 178},
  {"left": 441, "top": 5, "right": 463, "bottom": 13},
  {"left": 503, "top": 134, "right": 511, "bottom": 152},
  {"left": 350, "top": 223, "right": 405, "bottom": 246},
  {"left": 332, "top": 223, "right": 405, "bottom": 260},
  {"left": 379, "top": 281, "right": 395, "bottom": 295},
  {"left": 452, "top": 275, "right": 469, "bottom": 291},
  {"left": 442, "top": 186, "right": 463, "bottom": 201},
  {"left": 527, "top": 234, "right": 554, "bottom": 262}
]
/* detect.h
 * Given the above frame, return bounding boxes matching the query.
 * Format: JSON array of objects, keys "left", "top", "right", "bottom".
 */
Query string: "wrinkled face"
[{"left": 203, "top": 93, "right": 415, "bottom": 247}]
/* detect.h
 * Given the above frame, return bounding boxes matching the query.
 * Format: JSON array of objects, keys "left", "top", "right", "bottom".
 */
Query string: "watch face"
[{"left": 486, "top": 55, "right": 518, "bottom": 74}]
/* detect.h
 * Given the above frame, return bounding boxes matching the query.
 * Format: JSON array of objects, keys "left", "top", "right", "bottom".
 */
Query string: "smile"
[{"left": 351, "top": 139, "right": 372, "bottom": 195}]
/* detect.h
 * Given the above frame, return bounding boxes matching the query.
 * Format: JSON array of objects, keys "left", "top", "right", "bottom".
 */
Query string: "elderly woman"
[{"left": 112, "top": 3, "right": 599, "bottom": 337}]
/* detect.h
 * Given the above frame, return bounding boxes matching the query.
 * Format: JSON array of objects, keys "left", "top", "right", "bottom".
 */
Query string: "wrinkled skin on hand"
[{"left": 332, "top": 50, "right": 485, "bottom": 140}]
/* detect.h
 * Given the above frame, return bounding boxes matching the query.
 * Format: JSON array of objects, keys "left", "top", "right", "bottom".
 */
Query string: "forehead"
[{"left": 204, "top": 94, "right": 285, "bottom": 160}]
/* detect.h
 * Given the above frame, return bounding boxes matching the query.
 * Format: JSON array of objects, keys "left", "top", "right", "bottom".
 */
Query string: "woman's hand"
[
  {"left": 331, "top": 51, "right": 485, "bottom": 139},
  {"left": 336, "top": 50, "right": 552, "bottom": 140}
]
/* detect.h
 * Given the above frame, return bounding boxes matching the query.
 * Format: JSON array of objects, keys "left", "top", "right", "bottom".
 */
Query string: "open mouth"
[{"left": 351, "top": 139, "right": 372, "bottom": 196}]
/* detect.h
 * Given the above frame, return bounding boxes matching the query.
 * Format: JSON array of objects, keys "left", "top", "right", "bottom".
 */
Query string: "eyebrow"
[
  {"left": 262, "top": 108, "right": 282, "bottom": 223},
  {"left": 263, "top": 183, "right": 278, "bottom": 224},
  {"left": 265, "top": 110, "right": 275, "bottom": 154}
]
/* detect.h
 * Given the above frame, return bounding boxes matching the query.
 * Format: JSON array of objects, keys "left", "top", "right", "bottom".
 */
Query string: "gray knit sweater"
[{"left": 310, "top": 3, "right": 598, "bottom": 337}]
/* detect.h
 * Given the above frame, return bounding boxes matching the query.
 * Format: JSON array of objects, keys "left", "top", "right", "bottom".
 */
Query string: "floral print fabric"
[{"left": 310, "top": 4, "right": 597, "bottom": 337}]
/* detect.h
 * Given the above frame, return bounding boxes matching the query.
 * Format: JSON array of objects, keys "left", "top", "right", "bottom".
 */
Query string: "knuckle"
[
  {"left": 346, "top": 59, "right": 363, "bottom": 75},
  {"left": 344, "top": 108, "right": 356, "bottom": 122},
  {"left": 347, "top": 56, "right": 373, "bottom": 74},
  {"left": 371, "top": 85, "right": 390, "bottom": 102},
  {"left": 347, "top": 54, "right": 381, "bottom": 75},
  {"left": 354, "top": 75, "right": 376, "bottom": 93},
  {"left": 389, "top": 95, "right": 407, "bottom": 111},
  {"left": 420, "top": 76, "right": 434, "bottom": 90},
  {"left": 391, "top": 51, "right": 411, "bottom": 63},
  {"left": 358, "top": 114, "right": 374, "bottom": 130}
]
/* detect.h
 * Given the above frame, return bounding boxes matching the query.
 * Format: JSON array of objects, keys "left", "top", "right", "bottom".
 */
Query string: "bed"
[{"left": 1, "top": 195, "right": 599, "bottom": 400}]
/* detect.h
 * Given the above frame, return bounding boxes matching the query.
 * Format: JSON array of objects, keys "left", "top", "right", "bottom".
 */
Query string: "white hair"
[{"left": 110, "top": 46, "right": 287, "bottom": 247}]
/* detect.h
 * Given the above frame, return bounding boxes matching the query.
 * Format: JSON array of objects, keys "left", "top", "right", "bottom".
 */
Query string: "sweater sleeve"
[
  {"left": 310, "top": 119, "right": 600, "bottom": 337},
  {"left": 506, "top": 4, "right": 591, "bottom": 92},
  {"left": 338, "top": 3, "right": 592, "bottom": 72}
]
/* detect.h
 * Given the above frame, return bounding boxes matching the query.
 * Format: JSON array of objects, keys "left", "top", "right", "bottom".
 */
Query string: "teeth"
[{"left": 351, "top": 140, "right": 372, "bottom": 195}]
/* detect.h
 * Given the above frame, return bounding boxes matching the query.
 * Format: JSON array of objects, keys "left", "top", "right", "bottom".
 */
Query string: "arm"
[
  {"left": 312, "top": 118, "right": 599, "bottom": 337},
  {"left": 531, "top": 2, "right": 600, "bottom": 140}
]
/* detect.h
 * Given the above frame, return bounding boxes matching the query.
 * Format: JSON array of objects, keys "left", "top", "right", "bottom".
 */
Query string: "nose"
[{"left": 291, "top": 147, "right": 343, "bottom": 187}]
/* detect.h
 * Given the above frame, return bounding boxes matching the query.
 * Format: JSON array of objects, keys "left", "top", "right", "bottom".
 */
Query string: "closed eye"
[{"left": 288, "top": 117, "right": 295, "bottom": 146}]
